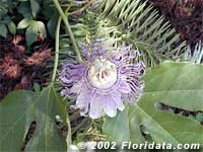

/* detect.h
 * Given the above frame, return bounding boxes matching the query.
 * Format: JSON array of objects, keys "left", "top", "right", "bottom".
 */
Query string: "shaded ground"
[
  {"left": 0, "top": 35, "right": 52, "bottom": 99},
  {"left": 151, "top": 0, "right": 203, "bottom": 46}
]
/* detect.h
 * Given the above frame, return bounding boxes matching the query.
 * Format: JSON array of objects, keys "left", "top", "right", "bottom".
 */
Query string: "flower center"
[{"left": 87, "top": 58, "right": 117, "bottom": 89}]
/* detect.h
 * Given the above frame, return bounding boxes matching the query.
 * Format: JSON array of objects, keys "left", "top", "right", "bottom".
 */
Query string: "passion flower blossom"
[{"left": 59, "top": 40, "right": 145, "bottom": 119}]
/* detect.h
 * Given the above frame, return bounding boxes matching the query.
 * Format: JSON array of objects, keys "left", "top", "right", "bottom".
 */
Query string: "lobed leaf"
[
  {"left": 103, "top": 62, "right": 203, "bottom": 144},
  {"left": 0, "top": 85, "right": 68, "bottom": 152}
]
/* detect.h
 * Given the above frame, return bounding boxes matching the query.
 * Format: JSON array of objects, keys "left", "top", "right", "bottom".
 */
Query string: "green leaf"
[
  {"left": 0, "top": 85, "right": 68, "bottom": 151},
  {"left": 103, "top": 62, "right": 203, "bottom": 144},
  {"left": 30, "top": 0, "right": 40, "bottom": 18},
  {"left": 17, "top": 18, "right": 33, "bottom": 29},
  {"left": 47, "top": 12, "right": 59, "bottom": 38},
  {"left": 144, "top": 62, "right": 203, "bottom": 111},
  {"left": 103, "top": 107, "right": 145, "bottom": 143},
  {"left": 17, "top": 2, "right": 33, "bottom": 18},
  {"left": 42, "top": 0, "right": 56, "bottom": 18},
  {"left": 196, "top": 113, "right": 203, "bottom": 122},
  {"left": 7, "top": 21, "right": 16, "bottom": 35},
  {"left": 184, "top": 41, "right": 203, "bottom": 64},
  {"left": 25, "top": 21, "right": 47, "bottom": 46},
  {"left": 0, "top": 24, "right": 8, "bottom": 38},
  {"left": 73, "top": 0, "right": 186, "bottom": 66},
  {"left": 33, "top": 82, "right": 41, "bottom": 92}
]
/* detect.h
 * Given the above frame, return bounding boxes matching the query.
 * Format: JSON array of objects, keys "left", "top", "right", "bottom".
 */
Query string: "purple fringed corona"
[{"left": 59, "top": 40, "right": 145, "bottom": 119}]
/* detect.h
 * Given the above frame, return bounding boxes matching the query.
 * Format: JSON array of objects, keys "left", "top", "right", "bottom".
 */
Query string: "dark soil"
[
  {"left": 0, "top": 35, "right": 52, "bottom": 99},
  {"left": 151, "top": 0, "right": 203, "bottom": 46}
]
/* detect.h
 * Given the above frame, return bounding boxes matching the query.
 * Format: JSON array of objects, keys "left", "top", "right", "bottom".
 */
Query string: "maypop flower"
[{"left": 59, "top": 40, "right": 145, "bottom": 119}]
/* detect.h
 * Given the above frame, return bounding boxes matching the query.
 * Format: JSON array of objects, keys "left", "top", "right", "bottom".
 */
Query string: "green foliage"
[
  {"left": 63, "top": 0, "right": 186, "bottom": 67},
  {"left": 17, "top": 18, "right": 33, "bottom": 29},
  {"left": 27, "top": 21, "right": 46, "bottom": 46},
  {"left": 0, "top": 1, "right": 19, "bottom": 37},
  {"left": 7, "top": 20, "right": 16, "bottom": 35},
  {"left": 18, "top": 19, "right": 47, "bottom": 46},
  {"left": 47, "top": 12, "right": 59, "bottom": 38},
  {"left": 99, "top": 0, "right": 187, "bottom": 66},
  {"left": 43, "top": 0, "right": 59, "bottom": 38},
  {"left": 103, "top": 62, "right": 203, "bottom": 144},
  {"left": 1, "top": 0, "right": 202, "bottom": 151},
  {"left": 17, "top": 1, "right": 33, "bottom": 18},
  {"left": 0, "top": 9, "right": 17, "bottom": 37},
  {"left": 0, "top": 0, "right": 57, "bottom": 45},
  {"left": 0, "top": 85, "right": 68, "bottom": 151},
  {"left": 184, "top": 41, "right": 203, "bottom": 63},
  {"left": 0, "top": 2, "right": 7, "bottom": 19},
  {"left": 15, "top": 0, "right": 41, "bottom": 18},
  {"left": 0, "top": 0, "right": 18, "bottom": 19},
  {"left": 30, "top": 0, "right": 41, "bottom": 18},
  {"left": 0, "top": 23, "right": 7, "bottom": 38}
]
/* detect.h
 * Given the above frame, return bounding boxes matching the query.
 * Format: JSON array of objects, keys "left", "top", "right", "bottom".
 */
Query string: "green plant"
[
  {"left": 103, "top": 62, "right": 203, "bottom": 144},
  {"left": 184, "top": 41, "right": 203, "bottom": 63},
  {"left": 0, "top": 0, "right": 58, "bottom": 45},
  {"left": 58, "top": 0, "right": 186, "bottom": 67},
  {"left": 0, "top": 0, "right": 202, "bottom": 151},
  {"left": 0, "top": 0, "right": 18, "bottom": 37}
]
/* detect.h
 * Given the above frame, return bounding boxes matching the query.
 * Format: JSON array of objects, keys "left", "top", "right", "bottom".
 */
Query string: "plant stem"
[
  {"left": 53, "top": 0, "right": 83, "bottom": 63},
  {"left": 72, "top": 118, "right": 89, "bottom": 134},
  {"left": 66, "top": 116, "right": 72, "bottom": 145},
  {"left": 69, "top": 111, "right": 80, "bottom": 121},
  {"left": 68, "top": 0, "right": 96, "bottom": 15},
  {"left": 83, "top": 132, "right": 106, "bottom": 138},
  {"left": 51, "top": 16, "right": 62, "bottom": 83}
]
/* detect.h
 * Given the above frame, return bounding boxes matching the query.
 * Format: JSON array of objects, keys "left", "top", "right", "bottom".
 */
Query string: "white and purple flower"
[{"left": 59, "top": 40, "right": 145, "bottom": 119}]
